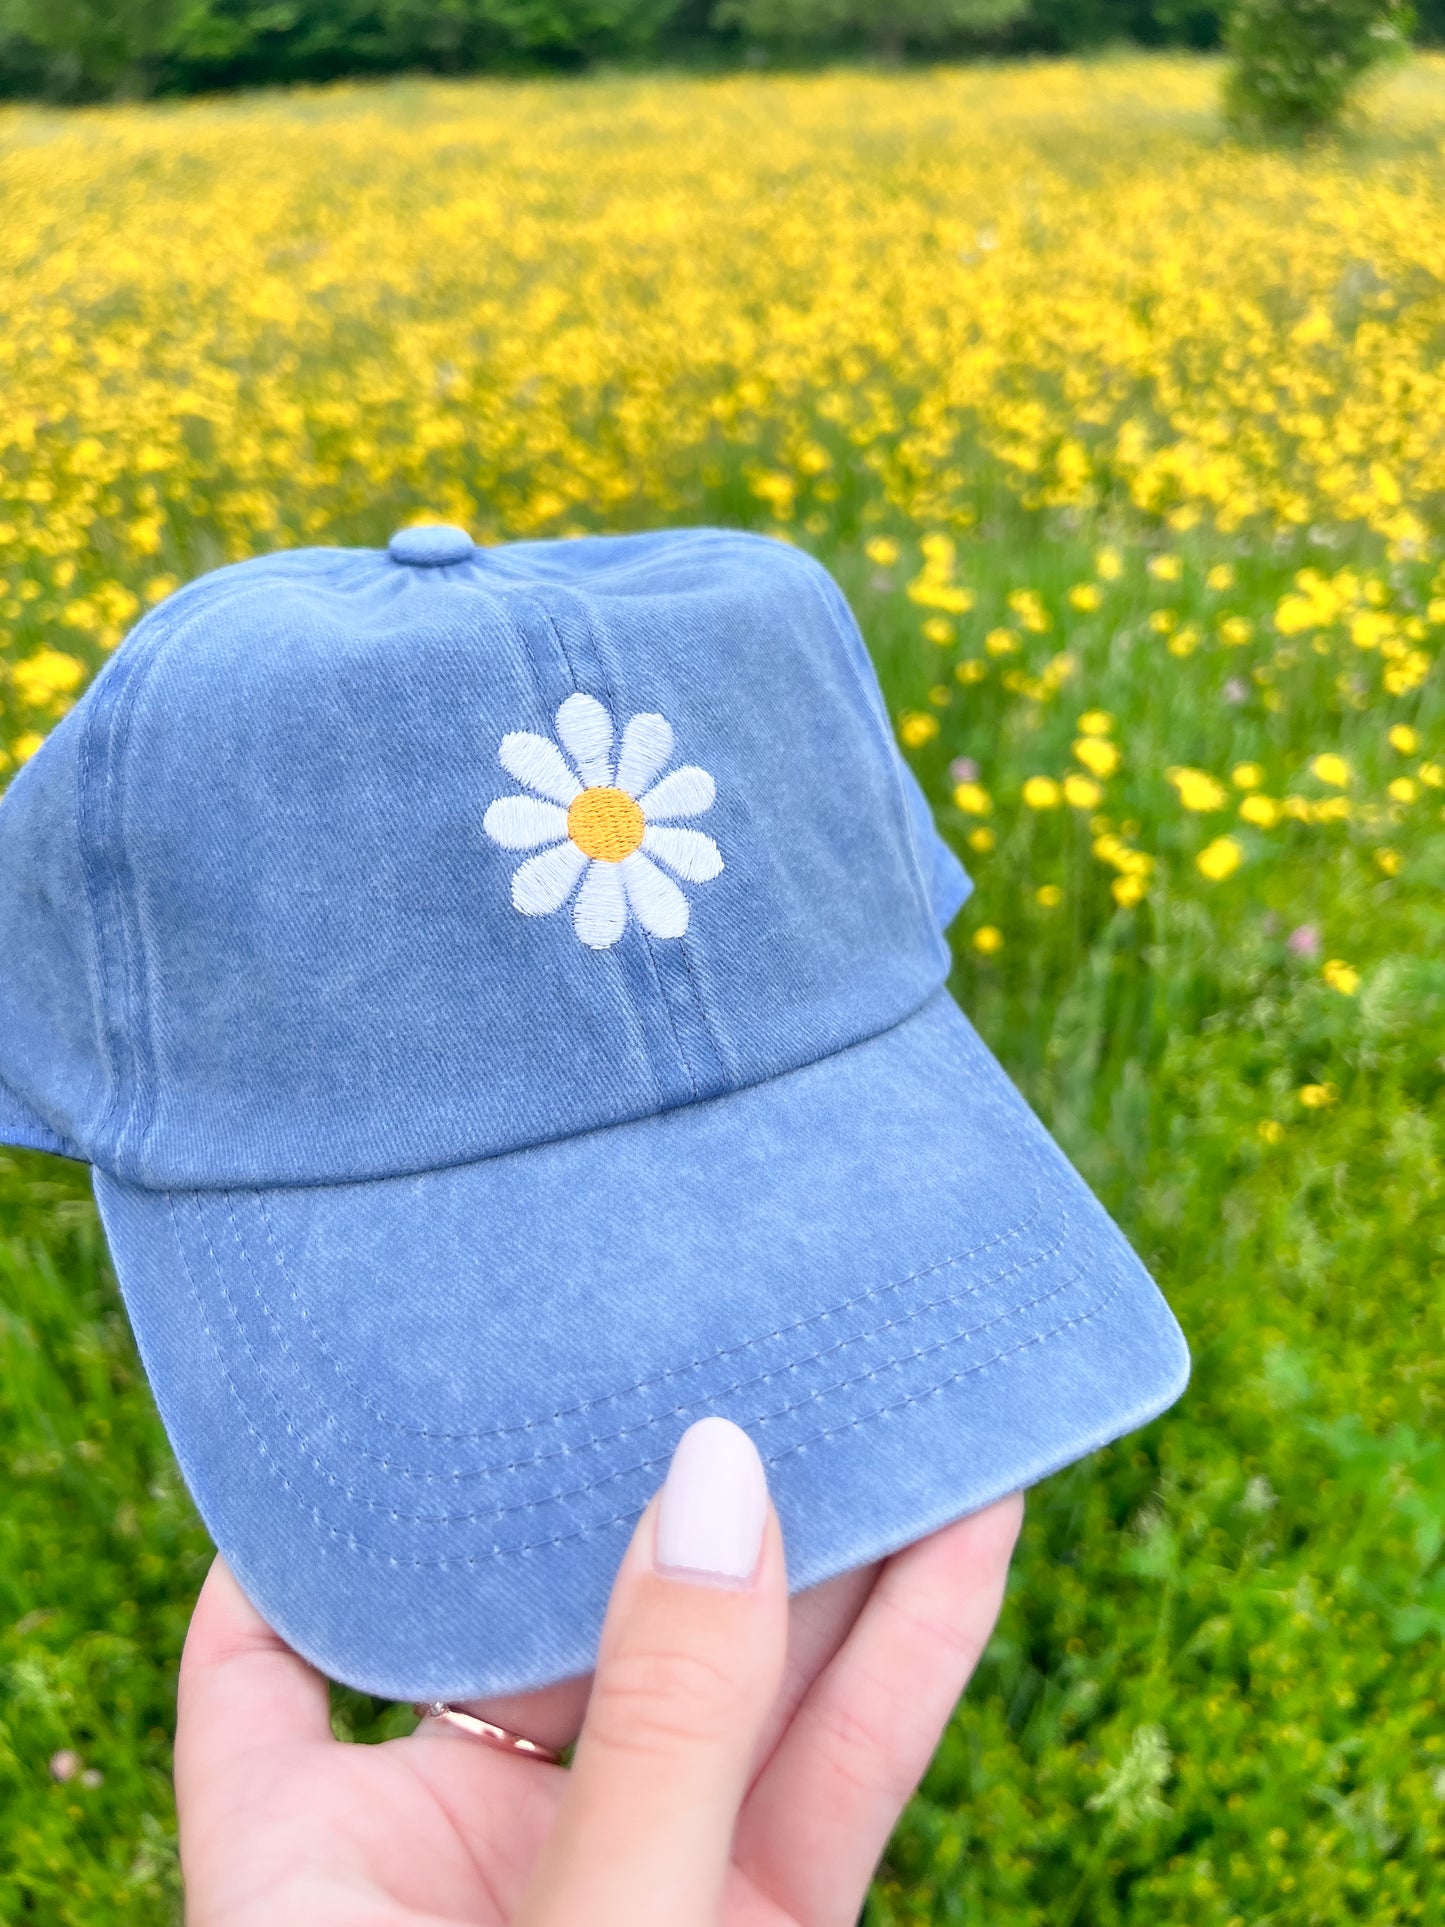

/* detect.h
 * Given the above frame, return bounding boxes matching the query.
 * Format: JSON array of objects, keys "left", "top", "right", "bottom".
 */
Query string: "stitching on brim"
[
  {"left": 250, "top": 1184, "right": 1044, "bottom": 1443},
  {"left": 168, "top": 1185, "right": 1112, "bottom": 1550},
  {"left": 222, "top": 1188, "right": 1066, "bottom": 1484}
]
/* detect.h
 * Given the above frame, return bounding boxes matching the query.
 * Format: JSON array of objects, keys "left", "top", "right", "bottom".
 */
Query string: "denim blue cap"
[{"left": 0, "top": 527, "right": 1188, "bottom": 1700}]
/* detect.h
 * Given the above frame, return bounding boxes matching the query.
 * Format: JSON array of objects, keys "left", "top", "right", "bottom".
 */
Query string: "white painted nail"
[{"left": 654, "top": 1417, "right": 768, "bottom": 1588}]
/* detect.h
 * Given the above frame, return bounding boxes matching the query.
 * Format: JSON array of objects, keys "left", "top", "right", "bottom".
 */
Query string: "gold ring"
[{"left": 413, "top": 1701, "right": 564, "bottom": 1765}]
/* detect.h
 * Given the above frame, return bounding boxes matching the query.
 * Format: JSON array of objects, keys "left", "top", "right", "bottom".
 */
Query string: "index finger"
[
  {"left": 177, "top": 1555, "right": 334, "bottom": 1774},
  {"left": 734, "top": 1493, "right": 1024, "bottom": 1924}
]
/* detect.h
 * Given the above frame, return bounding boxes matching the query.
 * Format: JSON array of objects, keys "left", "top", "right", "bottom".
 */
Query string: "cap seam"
[
  {"left": 74, "top": 587, "right": 253, "bottom": 1175},
  {"left": 120, "top": 979, "right": 959, "bottom": 1194},
  {"left": 586, "top": 591, "right": 734, "bottom": 1096},
  {"left": 112, "top": 577, "right": 282, "bottom": 1174},
  {"left": 501, "top": 587, "right": 674, "bottom": 1113},
  {"left": 538, "top": 589, "right": 704, "bottom": 1102}
]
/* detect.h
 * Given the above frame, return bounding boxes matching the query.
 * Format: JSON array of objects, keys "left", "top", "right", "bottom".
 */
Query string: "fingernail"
[{"left": 654, "top": 1417, "right": 768, "bottom": 1587}]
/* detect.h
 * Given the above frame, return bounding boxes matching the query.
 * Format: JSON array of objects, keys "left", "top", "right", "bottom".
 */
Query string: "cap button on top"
[{"left": 387, "top": 524, "right": 476, "bottom": 567}]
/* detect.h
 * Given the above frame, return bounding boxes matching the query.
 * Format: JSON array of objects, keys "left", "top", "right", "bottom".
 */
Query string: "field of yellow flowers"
[{"left": 1, "top": 54, "right": 1443, "bottom": 1926}]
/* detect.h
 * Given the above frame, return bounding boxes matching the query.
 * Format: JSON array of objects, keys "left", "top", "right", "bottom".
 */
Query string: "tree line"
[{"left": 0, "top": 0, "right": 1426, "bottom": 133}]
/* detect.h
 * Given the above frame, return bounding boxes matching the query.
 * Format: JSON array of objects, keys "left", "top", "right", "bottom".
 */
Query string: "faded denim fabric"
[{"left": 0, "top": 527, "right": 1188, "bottom": 1699}]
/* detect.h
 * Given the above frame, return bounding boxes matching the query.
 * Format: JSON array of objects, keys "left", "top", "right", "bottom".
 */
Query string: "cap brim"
[{"left": 93, "top": 988, "right": 1188, "bottom": 1702}]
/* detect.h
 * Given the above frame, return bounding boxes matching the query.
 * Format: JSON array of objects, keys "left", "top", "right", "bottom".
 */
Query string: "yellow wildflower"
[
  {"left": 967, "top": 827, "right": 995, "bottom": 853},
  {"left": 865, "top": 537, "right": 900, "bottom": 566},
  {"left": 953, "top": 782, "right": 992, "bottom": 815},
  {"left": 11, "top": 650, "right": 86, "bottom": 710},
  {"left": 1376, "top": 848, "right": 1402, "bottom": 875},
  {"left": 1147, "top": 554, "right": 1182, "bottom": 581},
  {"left": 1207, "top": 564, "right": 1235, "bottom": 592},
  {"left": 972, "top": 924, "right": 1004, "bottom": 955},
  {"left": 1322, "top": 959, "right": 1360, "bottom": 995},
  {"left": 1036, "top": 884, "right": 1063, "bottom": 907},
  {"left": 1167, "top": 766, "right": 1227, "bottom": 812},
  {"left": 1387, "top": 724, "right": 1419, "bottom": 755},
  {"left": 1063, "top": 773, "right": 1102, "bottom": 809},
  {"left": 1299, "top": 1083, "right": 1338, "bottom": 1109},
  {"left": 908, "top": 579, "right": 974, "bottom": 613},
  {"left": 1310, "top": 754, "right": 1351, "bottom": 788},
  {"left": 1232, "top": 762, "right": 1264, "bottom": 789},
  {"left": 1069, "top": 583, "right": 1102, "bottom": 612},
  {"left": 1111, "top": 872, "right": 1148, "bottom": 908},
  {"left": 1420, "top": 763, "right": 1444, "bottom": 789},
  {"left": 1350, "top": 611, "right": 1393, "bottom": 651},
  {"left": 12, "top": 731, "right": 45, "bottom": 764},
  {"left": 1388, "top": 777, "right": 1417, "bottom": 803},
  {"left": 1220, "top": 616, "right": 1254, "bottom": 647},
  {"left": 923, "top": 617, "right": 955, "bottom": 645},
  {"left": 898, "top": 712, "right": 939, "bottom": 749},
  {"left": 1196, "top": 835, "right": 1244, "bottom": 881},
  {"left": 1257, "top": 1118, "right": 1285, "bottom": 1144},
  {"left": 1008, "top": 589, "right": 1050, "bottom": 633},
  {"left": 1148, "top": 609, "right": 1177, "bottom": 634},
  {"left": 1239, "top": 794, "right": 1281, "bottom": 828},
  {"left": 1095, "top": 546, "right": 1123, "bottom": 582},
  {"left": 985, "top": 627, "right": 1019, "bottom": 657},
  {"left": 1077, "top": 710, "right": 1114, "bottom": 736},
  {"left": 1022, "top": 776, "right": 1062, "bottom": 809},
  {"left": 1074, "top": 736, "right": 1120, "bottom": 779},
  {"left": 1384, "top": 652, "right": 1430, "bottom": 696},
  {"left": 955, "top": 660, "right": 987, "bottom": 685}
]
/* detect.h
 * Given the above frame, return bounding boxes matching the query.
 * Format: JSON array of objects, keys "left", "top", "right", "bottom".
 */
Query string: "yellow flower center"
[{"left": 567, "top": 785, "right": 645, "bottom": 862}]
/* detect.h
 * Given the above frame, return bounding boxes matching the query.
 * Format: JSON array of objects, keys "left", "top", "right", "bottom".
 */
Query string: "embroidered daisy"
[{"left": 483, "top": 693, "right": 723, "bottom": 950}]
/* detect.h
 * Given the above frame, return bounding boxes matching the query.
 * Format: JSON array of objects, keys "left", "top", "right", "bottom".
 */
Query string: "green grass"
[{"left": 3, "top": 498, "right": 1442, "bottom": 1924}]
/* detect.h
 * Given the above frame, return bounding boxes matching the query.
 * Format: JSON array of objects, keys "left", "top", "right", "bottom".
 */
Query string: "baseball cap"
[{"left": 0, "top": 524, "right": 1188, "bottom": 1701}]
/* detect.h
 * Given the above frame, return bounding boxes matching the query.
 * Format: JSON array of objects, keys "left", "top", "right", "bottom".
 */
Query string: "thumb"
[{"left": 516, "top": 1417, "right": 787, "bottom": 1927}]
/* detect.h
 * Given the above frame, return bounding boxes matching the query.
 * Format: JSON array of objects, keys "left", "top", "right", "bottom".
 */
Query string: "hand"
[{"left": 176, "top": 1418, "right": 1023, "bottom": 1926}]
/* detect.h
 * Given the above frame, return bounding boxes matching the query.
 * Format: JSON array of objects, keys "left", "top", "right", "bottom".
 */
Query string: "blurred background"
[
  {"left": 1, "top": 0, "right": 1443, "bottom": 100},
  {"left": 0, "top": 3, "right": 1442, "bottom": 1924}
]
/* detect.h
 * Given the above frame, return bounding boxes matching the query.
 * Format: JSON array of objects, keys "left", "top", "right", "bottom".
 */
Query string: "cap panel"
[
  {"left": 0, "top": 704, "right": 112, "bottom": 1154},
  {"left": 117, "top": 570, "right": 663, "bottom": 1189},
  {"left": 0, "top": 1074, "right": 81, "bottom": 1157},
  {"left": 56, "top": 531, "right": 955, "bottom": 1188},
  {"left": 568, "top": 534, "right": 950, "bottom": 1094}
]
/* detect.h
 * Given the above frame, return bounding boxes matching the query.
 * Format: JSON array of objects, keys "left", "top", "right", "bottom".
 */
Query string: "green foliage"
[
  {"left": 712, "top": 0, "right": 1027, "bottom": 56},
  {"left": 0, "top": 0, "right": 686, "bottom": 96},
  {"left": 0, "top": 0, "right": 199, "bottom": 95},
  {"left": 1223, "top": 0, "right": 1414, "bottom": 134},
  {"left": 0, "top": 0, "right": 1235, "bottom": 100}
]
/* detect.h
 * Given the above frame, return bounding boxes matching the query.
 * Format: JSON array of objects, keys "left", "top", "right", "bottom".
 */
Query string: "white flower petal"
[
  {"left": 484, "top": 796, "right": 569, "bottom": 850},
  {"left": 556, "top": 693, "right": 614, "bottom": 788},
  {"left": 499, "top": 732, "right": 582, "bottom": 806},
  {"left": 573, "top": 858, "right": 628, "bottom": 949},
  {"left": 511, "top": 841, "right": 587, "bottom": 917},
  {"left": 642, "top": 824, "right": 723, "bottom": 883},
  {"left": 639, "top": 765, "right": 716, "bottom": 821},
  {"left": 614, "top": 712, "right": 674, "bottom": 798},
  {"left": 621, "top": 850, "right": 689, "bottom": 938}
]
